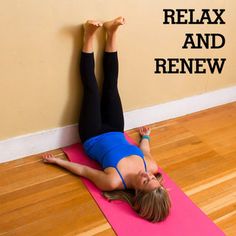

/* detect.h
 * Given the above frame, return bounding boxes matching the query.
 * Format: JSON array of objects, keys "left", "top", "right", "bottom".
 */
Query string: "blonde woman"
[{"left": 42, "top": 17, "right": 171, "bottom": 222}]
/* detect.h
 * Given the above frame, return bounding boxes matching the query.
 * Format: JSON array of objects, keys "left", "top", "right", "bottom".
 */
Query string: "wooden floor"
[{"left": 1, "top": 102, "right": 236, "bottom": 236}]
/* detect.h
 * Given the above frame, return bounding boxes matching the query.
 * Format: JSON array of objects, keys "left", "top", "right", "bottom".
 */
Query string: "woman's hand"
[
  {"left": 139, "top": 126, "right": 151, "bottom": 136},
  {"left": 42, "top": 153, "right": 58, "bottom": 164}
]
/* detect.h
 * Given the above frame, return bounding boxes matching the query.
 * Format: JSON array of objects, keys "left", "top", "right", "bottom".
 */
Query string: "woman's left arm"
[
  {"left": 139, "top": 126, "right": 151, "bottom": 155},
  {"left": 43, "top": 155, "right": 117, "bottom": 191},
  {"left": 138, "top": 127, "right": 159, "bottom": 173}
]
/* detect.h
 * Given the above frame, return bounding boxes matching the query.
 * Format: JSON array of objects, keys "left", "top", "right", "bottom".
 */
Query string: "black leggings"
[{"left": 79, "top": 51, "right": 124, "bottom": 144}]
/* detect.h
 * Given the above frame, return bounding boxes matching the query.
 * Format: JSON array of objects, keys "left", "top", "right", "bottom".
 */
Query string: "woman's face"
[{"left": 135, "top": 170, "right": 162, "bottom": 192}]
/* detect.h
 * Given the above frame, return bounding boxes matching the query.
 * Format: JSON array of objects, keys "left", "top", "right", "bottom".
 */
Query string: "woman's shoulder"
[
  {"left": 104, "top": 167, "right": 126, "bottom": 190},
  {"left": 144, "top": 154, "right": 159, "bottom": 174}
]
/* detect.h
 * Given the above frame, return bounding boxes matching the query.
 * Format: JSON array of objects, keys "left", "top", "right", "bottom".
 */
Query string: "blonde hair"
[{"left": 103, "top": 173, "right": 171, "bottom": 222}]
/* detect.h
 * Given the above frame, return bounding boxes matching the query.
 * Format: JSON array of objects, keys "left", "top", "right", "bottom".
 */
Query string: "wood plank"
[
  {"left": 0, "top": 149, "right": 63, "bottom": 172},
  {"left": 184, "top": 170, "right": 236, "bottom": 195},
  {"left": 216, "top": 213, "right": 236, "bottom": 236},
  {"left": 1, "top": 180, "right": 107, "bottom": 235},
  {"left": 190, "top": 177, "right": 236, "bottom": 215}
]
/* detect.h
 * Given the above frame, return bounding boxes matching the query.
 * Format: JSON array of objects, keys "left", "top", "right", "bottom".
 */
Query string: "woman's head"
[
  {"left": 134, "top": 170, "right": 162, "bottom": 192},
  {"left": 134, "top": 186, "right": 171, "bottom": 222},
  {"left": 133, "top": 171, "right": 171, "bottom": 222},
  {"left": 103, "top": 172, "right": 171, "bottom": 222}
]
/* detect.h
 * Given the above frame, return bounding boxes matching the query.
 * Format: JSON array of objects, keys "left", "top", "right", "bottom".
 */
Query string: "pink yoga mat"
[{"left": 63, "top": 135, "right": 225, "bottom": 236}]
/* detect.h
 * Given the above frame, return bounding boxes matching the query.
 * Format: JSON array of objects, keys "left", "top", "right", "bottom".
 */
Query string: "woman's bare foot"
[
  {"left": 84, "top": 20, "right": 103, "bottom": 39},
  {"left": 103, "top": 17, "right": 125, "bottom": 34},
  {"left": 42, "top": 153, "right": 58, "bottom": 164},
  {"left": 82, "top": 20, "right": 103, "bottom": 52}
]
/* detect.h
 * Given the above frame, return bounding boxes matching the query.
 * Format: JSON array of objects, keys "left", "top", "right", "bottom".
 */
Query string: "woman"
[{"left": 42, "top": 17, "right": 171, "bottom": 222}]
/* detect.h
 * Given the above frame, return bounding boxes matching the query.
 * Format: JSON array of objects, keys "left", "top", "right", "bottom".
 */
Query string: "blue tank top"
[{"left": 83, "top": 132, "right": 147, "bottom": 189}]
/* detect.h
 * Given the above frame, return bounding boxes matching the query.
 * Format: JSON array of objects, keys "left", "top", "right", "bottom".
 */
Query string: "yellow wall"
[{"left": 0, "top": 0, "right": 235, "bottom": 140}]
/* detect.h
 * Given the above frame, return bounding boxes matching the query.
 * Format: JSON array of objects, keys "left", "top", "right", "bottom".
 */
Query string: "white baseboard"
[{"left": 1, "top": 85, "right": 236, "bottom": 163}]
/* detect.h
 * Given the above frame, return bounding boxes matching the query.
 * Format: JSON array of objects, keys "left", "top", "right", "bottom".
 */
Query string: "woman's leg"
[
  {"left": 79, "top": 21, "right": 103, "bottom": 143},
  {"left": 101, "top": 17, "right": 125, "bottom": 132}
]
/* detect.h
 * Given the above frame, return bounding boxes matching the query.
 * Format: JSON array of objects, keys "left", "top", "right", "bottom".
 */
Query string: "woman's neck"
[{"left": 125, "top": 172, "right": 138, "bottom": 190}]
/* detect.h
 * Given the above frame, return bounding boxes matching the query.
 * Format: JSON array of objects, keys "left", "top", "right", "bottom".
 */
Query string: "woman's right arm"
[{"left": 42, "top": 154, "right": 118, "bottom": 191}]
